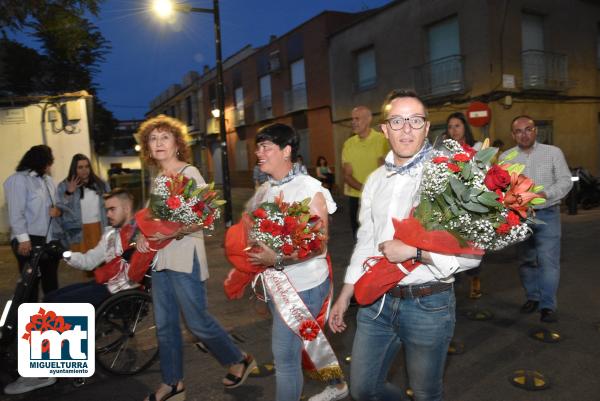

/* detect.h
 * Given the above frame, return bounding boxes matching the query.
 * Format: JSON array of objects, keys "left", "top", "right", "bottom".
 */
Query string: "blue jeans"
[
  {"left": 152, "top": 253, "right": 243, "bottom": 384},
  {"left": 517, "top": 205, "right": 561, "bottom": 310},
  {"left": 350, "top": 288, "right": 456, "bottom": 401},
  {"left": 44, "top": 281, "right": 110, "bottom": 307},
  {"left": 268, "top": 278, "right": 330, "bottom": 401}
]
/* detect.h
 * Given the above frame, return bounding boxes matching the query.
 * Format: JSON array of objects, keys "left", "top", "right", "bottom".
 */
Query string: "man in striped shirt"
[{"left": 501, "top": 115, "right": 573, "bottom": 323}]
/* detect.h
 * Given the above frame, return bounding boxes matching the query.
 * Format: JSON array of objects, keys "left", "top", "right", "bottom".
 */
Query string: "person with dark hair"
[
  {"left": 446, "top": 111, "right": 482, "bottom": 151},
  {"left": 329, "top": 90, "right": 480, "bottom": 401},
  {"left": 247, "top": 123, "right": 347, "bottom": 401},
  {"left": 501, "top": 115, "right": 572, "bottom": 323},
  {"left": 135, "top": 115, "right": 255, "bottom": 401},
  {"left": 3, "top": 145, "right": 62, "bottom": 303},
  {"left": 57, "top": 154, "right": 110, "bottom": 252},
  {"left": 315, "top": 156, "right": 334, "bottom": 189}
]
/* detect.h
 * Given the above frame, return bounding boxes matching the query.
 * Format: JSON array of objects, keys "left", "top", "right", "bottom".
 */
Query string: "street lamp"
[{"left": 152, "top": 0, "right": 233, "bottom": 226}]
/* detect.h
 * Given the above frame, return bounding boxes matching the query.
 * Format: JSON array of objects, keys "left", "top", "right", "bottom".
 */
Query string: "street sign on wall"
[{"left": 466, "top": 102, "right": 491, "bottom": 127}]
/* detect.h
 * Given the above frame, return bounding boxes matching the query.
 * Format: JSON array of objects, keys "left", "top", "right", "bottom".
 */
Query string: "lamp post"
[{"left": 152, "top": 0, "right": 233, "bottom": 226}]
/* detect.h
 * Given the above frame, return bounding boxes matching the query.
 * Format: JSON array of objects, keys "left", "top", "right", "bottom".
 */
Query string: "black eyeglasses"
[{"left": 385, "top": 115, "right": 427, "bottom": 131}]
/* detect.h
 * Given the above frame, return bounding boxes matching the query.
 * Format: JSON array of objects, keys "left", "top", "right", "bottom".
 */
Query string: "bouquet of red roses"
[
  {"left": 135, "top": 174, "right": 225, "bottom": 248},
  {"left": 354, "top": 139, "right": 545, "bottom": 305},
  {"left": 249, "top": 196, "right": 325, "bottom": 259}
]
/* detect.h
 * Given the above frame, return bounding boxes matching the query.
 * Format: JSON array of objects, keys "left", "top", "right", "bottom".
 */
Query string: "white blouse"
[
  {"left": 80, "top": 187, "right": 101, "bottom": 224},
  {"left": 248, "top": 174, "right": 337, "bottom": 292}
]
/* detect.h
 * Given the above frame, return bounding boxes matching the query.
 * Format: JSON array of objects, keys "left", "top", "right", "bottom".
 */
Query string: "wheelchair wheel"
[{"left": 95, "top": 290, "right": 158, "bottom": 375}]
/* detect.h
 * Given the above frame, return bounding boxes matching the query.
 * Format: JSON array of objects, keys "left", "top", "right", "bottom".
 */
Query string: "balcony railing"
[
  {"left": 521, "top": 50, "right": 568, "bottom": 91},
  {"left": 283, "top": 83, "right": 307, "bottom": 114},
  {"left": 413, "top": 55, "right": 466, "bottom": 99},
  {"left": 233, "top": 107, "right": 245, "bottom": 127},
  {"left": 254, "top": 96, "right": 273, "bottom": 122}
]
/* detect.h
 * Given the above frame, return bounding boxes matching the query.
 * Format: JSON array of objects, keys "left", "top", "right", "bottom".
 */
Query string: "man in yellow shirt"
[{"left": 342, "top": 106, "right": 389, "bottom": 238}]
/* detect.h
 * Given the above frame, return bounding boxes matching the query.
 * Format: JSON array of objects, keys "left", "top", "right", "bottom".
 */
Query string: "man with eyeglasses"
[
  {"left": 501, "top": 115, "right": 572, "bottom": 323},
  {"left": 329, "top": 89, "right": 481, "bottom": 401},
  {"left": 341, "top": 105, "right": 389, "bottom": 238}
]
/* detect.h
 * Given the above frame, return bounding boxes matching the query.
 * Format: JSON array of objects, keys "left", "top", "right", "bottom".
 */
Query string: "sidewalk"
[{"left": 1, "top": 189, "right": 599, "bottom": 401}]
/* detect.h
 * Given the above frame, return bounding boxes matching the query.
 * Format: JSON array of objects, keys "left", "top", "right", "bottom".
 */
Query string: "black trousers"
[
  {"left": 348, "top": 196, "right": 360, "bottom": 239},
  {"left": 11, "top": 235, "right": 60, "bottom": 303}
]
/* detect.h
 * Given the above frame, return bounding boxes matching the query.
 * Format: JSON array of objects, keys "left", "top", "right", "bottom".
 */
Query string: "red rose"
[
  {"left": 447, "top": 163, "right": 461, "bottom": 173},
  {"left": 461, "top": 143, "right": 477, "bottom": 158},
  {"left": 453, "top": 153, "right": 471, "bottom": 163},
  {"left": 283, "top": 216, "right": 297, "bottom": 234},
  {"left": 432, "top": 156, "right": 449, "bottom": 164},
  {"left": 166, "top": 196, "right": 181, "bottom": 210},
  {"left": 281, "top": 243, "right": 294, "bottom": 255},
  {"left": 506, "top": 211, "right": 520, "bottom": 226},
  {"left": 484, "top": 165, "right": 511, "bottom": 191},
  {"left": 298, "top": 319, "right": 320, "bottom": 341},
  {"left": 203, "top": 214, "right": 214, "bottom": 227},
  {"left": 192, "top": 201, "right": 205, "bottom": 214},
  {"left": 496, "top": 223, "right": 511, "bottom": 234},
  {"left": 308, "top": 238, "right": 322, "bottom": 251},
  {"left": 297, "top": 247, "right": 310, "bottom": 259},
  {"left": 270, "top": 224, "right": 283, "bottom": 236},
  {"left": 253, "top": 208, "right": 268, "bottom": 219},
  {"left": 259, "top": 219, "right": 272, "bottom": 233}
]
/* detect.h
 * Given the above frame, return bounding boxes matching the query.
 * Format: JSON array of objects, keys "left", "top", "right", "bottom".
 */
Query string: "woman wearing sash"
[
  {"left": 245, "top": 123, "right": 347, "bottom": 401},
  {"left": 136, "top": 115, "right": 255, "bottom": 401}
]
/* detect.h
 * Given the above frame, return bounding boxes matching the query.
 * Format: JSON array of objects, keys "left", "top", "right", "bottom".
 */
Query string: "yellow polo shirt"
[{"left": 341, "top": 128, "right": 389, "bottom": 198}]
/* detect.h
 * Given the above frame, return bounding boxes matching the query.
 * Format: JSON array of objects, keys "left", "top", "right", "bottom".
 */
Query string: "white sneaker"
[
  {"left": 308, "top": 383, "right": 349, "bottom": 401},
  {"left": 4, "top": 377, "right": 57, "bottom": 395}
]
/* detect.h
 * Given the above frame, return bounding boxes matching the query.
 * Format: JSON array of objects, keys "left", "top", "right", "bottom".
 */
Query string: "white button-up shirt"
[{"left": 344, "top": 151, "right": 481, "bottom": 286}]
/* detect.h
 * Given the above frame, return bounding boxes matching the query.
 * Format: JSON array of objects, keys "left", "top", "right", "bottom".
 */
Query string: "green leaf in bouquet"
[
  {"left": 462, "top": 201, "right": 489, "bottom": 213},
  {"left": 530, "top": 197, "right": 546, "bottom": 205},
  {"left": 446, "top": 228, "right": 469, "bottom": 247},
  {"left": 212, "top": 199, "right": 227, "bottom": 206},
  {"left": 183, "top": 178, "right": 195, "bottom": 197},
  {"left": 449, "top": 177, "right": 469, "bottom": 202},
  {"left": 532, "top": 185, "right": 544, "bottom": 193},
  {"left": 461, "top": 162, "right": 473, "bottom": 180},
  {"left": 500, "top": 149, "right": 518, "bottom": 163},
  {"left": 477, "top": 191, "right": 503, "bottom": 208},
  {"left": 475, "top": 147, "right": 497, "bottom": 165}
]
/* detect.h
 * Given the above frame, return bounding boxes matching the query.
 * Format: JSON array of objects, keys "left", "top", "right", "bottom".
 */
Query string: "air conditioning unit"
[{"left": 268, "top": 50, "right": 281, "bottom": 73}]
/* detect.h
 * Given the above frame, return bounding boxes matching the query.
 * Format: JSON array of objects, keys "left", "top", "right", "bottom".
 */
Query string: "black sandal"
[
  {"left": 147, "top": 383, "right": 185, "bottom": 401},
  {"left": 223, "top": 354, "right": 257, "bottom": 389}
]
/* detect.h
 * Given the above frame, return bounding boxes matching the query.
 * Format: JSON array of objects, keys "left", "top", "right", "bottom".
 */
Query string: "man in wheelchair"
[
  {"left": 5, "top": 188, "right": 155, "bottom": 395},
  {"left": 44, "top": 187, "right": 152, "bottom": 307}
]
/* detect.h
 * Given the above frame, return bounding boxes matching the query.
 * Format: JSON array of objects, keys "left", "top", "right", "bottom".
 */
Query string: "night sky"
[{"left": 83, "top": 0, "right": 391, "bottom": 120}]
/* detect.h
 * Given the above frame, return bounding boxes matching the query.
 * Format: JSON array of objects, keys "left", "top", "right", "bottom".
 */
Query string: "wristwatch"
[
  {"left": 414, "top": 248, "right": 422, "bottom": 264},
  {"left": 274, "top": 253, "right": 284, "bottom": 271}
]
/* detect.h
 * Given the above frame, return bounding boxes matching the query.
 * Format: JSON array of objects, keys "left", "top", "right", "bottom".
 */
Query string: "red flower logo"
[
  {"left": 299, "top": 319, "right": 320, "bottom": 341},
  {"left": 484, "top": 165, "right": 511, "bottom": 191},
  {"left": 166, "top": 196, "right": 181, "bottom": 210}
]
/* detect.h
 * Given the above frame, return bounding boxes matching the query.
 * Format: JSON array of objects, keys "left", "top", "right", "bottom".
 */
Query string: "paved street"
[{"left": 1, "top": 188, "right": 599, "bottom": 401}]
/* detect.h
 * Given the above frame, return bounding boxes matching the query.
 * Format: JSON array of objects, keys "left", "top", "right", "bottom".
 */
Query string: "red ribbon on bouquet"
[{"left": 354, "top": 217, "right": 484, "bottom": 305}]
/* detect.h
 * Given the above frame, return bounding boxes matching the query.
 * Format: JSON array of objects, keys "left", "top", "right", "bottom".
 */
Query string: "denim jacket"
[{"left": 57, "top": 179, "right": 109, "bottom": 246}]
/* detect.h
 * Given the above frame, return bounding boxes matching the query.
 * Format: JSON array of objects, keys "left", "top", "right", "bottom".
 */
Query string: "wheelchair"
[{"left": 94, "top": 268, "right": 158, "bottom": 376}]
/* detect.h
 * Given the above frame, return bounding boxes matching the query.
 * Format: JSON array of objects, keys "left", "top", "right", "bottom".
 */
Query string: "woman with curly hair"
[{"left": 135, "top": 115, "right": 255, "bottom": 401}]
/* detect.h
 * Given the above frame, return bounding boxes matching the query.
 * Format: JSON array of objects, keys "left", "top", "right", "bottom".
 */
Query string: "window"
[
  {"left": 522, "top": 13, "right": 544, "bottom": 51},
  {"left": 296, "top": 129, "right": 311, "bottom": 166},
  {"left": 234, "top": 86, "right": 244, "bottom": 126},
  {"left": 534, "top": 120, "right": 553, "bottom": 144},
  {"left": 259, "top": 75, "right": 271, "bottom": 102},
  {"left": 356, "top": 47, "right": 376, "bottom": 91},
  {"left": 185, "top": 96, "right": 193, "bottom": 126},
  {"left": 290, "top": 59, "right": 305, "bottom": 87},
  {"left": 428, "top": 16, "right": 460, "bottom": 61}
]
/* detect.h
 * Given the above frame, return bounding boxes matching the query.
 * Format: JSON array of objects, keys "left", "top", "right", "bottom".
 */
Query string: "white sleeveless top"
[{"left": 248, "top": 174, "right": 337, "bottom": 292}]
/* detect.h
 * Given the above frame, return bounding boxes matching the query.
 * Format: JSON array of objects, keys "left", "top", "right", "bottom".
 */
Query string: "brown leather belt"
[{"left": 387, "top": 282, "right": 452, "bottom": 299}]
